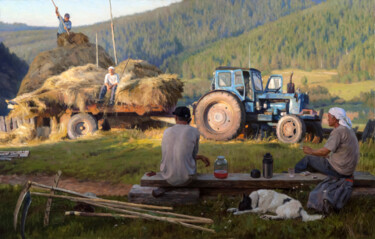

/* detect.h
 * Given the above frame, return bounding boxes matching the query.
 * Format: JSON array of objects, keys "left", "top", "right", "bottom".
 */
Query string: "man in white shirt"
[
  {"left": 98, "top": 66, "right": 119, "bottom": 105},
  {"left": 153, "top": 106, "right": 210, "bottom": 197}
]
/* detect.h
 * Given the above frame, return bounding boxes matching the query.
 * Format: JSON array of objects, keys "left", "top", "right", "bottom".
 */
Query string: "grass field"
[
  {"left": 0, "top": 129, "right": 374, "bottom": 238},
  {"left": 265, "top": 69, "right": 375, "bottom": 101}
]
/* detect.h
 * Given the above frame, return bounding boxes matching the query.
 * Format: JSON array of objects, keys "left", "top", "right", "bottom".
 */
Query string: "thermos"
[
  {"left": 214, "top": 156, "right": 228, "bottom": 179},
  {"left": 262, "top": 153, "right": 273, "bottom": 178}
]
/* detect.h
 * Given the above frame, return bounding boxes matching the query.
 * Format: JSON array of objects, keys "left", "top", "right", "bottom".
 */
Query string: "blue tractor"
[{"left": 193, "top": 67, "right": 323, "bottom": 144}]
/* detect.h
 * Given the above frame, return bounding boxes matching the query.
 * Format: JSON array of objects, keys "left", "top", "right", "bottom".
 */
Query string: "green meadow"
[{"left": 0, "top": 129, "right": 374, "bottom": 238}]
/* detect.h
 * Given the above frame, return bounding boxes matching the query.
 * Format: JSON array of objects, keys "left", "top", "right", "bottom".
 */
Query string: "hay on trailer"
[
  {"left": 0, "top": 123, "right": 36, "bottom": 144},
  {"left": 18, "top": 33, "right": 114, "bottom": 95},
  {"left": 10, "top": 64, "right": 106, "bottom": 118},
  {"left": 116, "top": 74, "right": 183, "bottom": 111},
  {"left": 57, "top": 32, "right": 89, "bottom": 47},
  {"left": 116, "top": 59, "right": 162, "bottom": 82}
]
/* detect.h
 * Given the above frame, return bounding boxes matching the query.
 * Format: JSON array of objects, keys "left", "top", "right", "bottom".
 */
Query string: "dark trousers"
[
  {"left": 295, "top": 155, "right": 346, "bottom": 178},
  {"left": 99, "top": 85, "right": 117, "bottom": 103}
]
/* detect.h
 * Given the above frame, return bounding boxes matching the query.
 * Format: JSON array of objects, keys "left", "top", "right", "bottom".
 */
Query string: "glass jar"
[{"left": 214, "top": 156, "right": 228, "bottom": 179}]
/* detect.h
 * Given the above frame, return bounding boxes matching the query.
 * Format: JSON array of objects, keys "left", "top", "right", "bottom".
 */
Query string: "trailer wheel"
[
  {"left": 195, "top": 91, "right": 245, "bottom": 141},
  {"left": 276, "top": 115, "right": 306, "bottom": 144},
  {"left": 67, "top": 113, "right": 98, "bottom": 139},
  {"left": 305, "top": 121, "right": 323, "bottom": 144}
]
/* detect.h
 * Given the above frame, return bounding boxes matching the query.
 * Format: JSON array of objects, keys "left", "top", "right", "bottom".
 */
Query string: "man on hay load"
[
  {"left": 98, "top": 66, "right": 119, "bottom": 106},
  {"left": 153, "top": 106, "right": 210, "bottom": 197},
  {"left": 55, "top": 6, "right": 71, "bottom": 38}
]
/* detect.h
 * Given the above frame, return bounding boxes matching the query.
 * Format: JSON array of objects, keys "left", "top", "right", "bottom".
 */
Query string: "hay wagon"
[{"left": 6, "top": 101, "right": 173, "bottom": 139}]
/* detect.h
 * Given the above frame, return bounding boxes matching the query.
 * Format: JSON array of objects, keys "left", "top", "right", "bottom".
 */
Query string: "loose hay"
[
  {"left": 0, "top": 123, "right": 36, "bottom": 144},
  {"left": 116, "top": 74, "right": 183, "bottom": 111},
  {"left": 11, "top": 59, "right": 183, "bottom": 119},
  {"left": 18, "top": 33, "right": 114, "bottom": 95},
  {"left": 57, "top": 32, "right": 89, "bottom": 47}
]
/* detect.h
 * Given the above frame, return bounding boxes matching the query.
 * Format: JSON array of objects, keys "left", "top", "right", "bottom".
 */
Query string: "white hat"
[
  {"left": 328, "top": 107, "right": 352, "bottom": 129},
  {"left": 108, "top": 66, "right": 115, "bottom": 70}
]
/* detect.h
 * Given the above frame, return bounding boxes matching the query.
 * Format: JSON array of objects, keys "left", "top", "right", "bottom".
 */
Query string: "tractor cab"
[{"left": 212, "top": 67, "right": 284, "bottom": 102}]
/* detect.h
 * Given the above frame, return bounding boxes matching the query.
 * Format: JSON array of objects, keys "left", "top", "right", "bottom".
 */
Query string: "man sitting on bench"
[
  {"left": 295, "top": 107, "right": 359, "bottom": 178},
  {"left": 153, "top": 106, "right": 210, "bottom": 197}
]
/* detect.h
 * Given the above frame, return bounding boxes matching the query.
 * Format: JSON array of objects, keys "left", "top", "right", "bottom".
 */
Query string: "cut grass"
[
  {"left": 0, "top": 129, "right": 374, "bottom": 184},
  {"left": 0, "top": 129, "right": 374, "bottom": 238},
  {"left": 1, "top": 184, "right": 374, "bottom": 238}
]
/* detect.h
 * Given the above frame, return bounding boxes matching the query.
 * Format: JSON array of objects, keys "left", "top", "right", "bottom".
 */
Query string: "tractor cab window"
[
  {"left": 234, "top": 71, "right": 245, "bottom": 96},
  {"left": 268, "top": 77, "right": 281, "bottom": 90},
  {"left": 243, "top": 71, "right": 253, "bottom": 101},
  {"left": 218, "top": 72, "right": 231, "bottom": 87},
  {"left": 252, "top": 71, "right": 263, "bottom": 91}
]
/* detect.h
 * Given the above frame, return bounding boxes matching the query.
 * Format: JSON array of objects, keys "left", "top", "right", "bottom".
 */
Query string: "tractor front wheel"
[
  {"left": 67, "top": 113, "right": 98, "bottom": 139},
  {"left": 195, "top": 91, "right": 245, "bottom": 141},
  {"left": 276, "top": 115, "right": 306, "bottom": 144}
]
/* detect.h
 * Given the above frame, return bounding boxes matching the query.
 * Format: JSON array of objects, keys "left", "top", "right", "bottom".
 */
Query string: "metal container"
[{"left": 262, "top": 153, "right": 273, "bottom": 178}]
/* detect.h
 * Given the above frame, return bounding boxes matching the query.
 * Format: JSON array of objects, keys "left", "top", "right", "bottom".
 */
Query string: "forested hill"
[
  {"left": 0, "top": 22, "right": 52, "bottom": 32},
  {"left": 0, "top": 43, "right": 28, "bottom": 115},
  {"left": 1, "top": 0, "right": 319, "bottom": 69},
  {"left": 180, "top": 0, "right": 374, "bottom": 81}
]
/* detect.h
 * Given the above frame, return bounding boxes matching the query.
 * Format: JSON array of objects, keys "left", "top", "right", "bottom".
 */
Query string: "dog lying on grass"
[{"left": 227, "top": 190, "right": 323, "bottom": 222}]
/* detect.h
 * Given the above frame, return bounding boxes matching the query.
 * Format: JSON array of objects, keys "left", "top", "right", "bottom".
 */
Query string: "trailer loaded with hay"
[{"left": 6, "top": 60, "right": 183, "bottom": 140}]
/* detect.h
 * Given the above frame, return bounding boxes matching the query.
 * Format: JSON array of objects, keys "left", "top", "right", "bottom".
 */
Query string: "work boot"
[{"left": 152, "top": 188, "right": 166, "bottom": 198}]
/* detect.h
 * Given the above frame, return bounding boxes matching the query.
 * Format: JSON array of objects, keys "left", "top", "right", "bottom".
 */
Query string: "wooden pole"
[
  {"left": 51, "top": 0, "right": 70, "bottom": 35},
  {"left": 43, "top": 170, "right": 62, "bottom": 226},
  {"left": 96, "top": 33, "right": 99, "bottom": 68},
  {"left": 109, "top": 0, "right": 118, "bottom": 65},
  {"left": 64, "top": 211, "right": 210, "bottom": 224},
  {"left": 30, "top": 189, "right": 172, "bottom": 211}
]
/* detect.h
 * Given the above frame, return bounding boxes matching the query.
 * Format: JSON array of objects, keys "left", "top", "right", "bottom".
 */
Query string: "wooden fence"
[{"left": 0, "top": 116, "right": 35, "bottom": 133}]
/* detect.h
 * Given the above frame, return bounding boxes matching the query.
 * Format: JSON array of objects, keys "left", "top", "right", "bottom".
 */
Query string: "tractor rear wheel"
[
  {"left": 305, "top": 121, "right": 323, "bottom": 144},
  {"left": 195, "top": 91, "right": 245, "bottom": 141},
  {"left": 67, "top": 113, "right": 98, "bottom": 139},
  {"left": 276, "top": 115, "right": 306, "bottom": 144}
]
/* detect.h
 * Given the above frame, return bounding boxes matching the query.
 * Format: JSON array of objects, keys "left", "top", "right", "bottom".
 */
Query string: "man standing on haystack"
[
  {"left": 55, "top": 6, "right": 72, "bottom": 38},
  {"left": 98, "top": 66, "right": 119, "bottom": 105}
]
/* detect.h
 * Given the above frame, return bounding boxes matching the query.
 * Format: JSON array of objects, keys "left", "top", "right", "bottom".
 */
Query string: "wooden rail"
[{"left": 0, "top": 116, "right": 35, "bottom": 132}]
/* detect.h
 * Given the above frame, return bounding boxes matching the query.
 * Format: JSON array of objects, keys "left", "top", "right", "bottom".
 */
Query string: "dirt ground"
[{"left": 0, "top": 174, "right": 132, "bottom": 196}]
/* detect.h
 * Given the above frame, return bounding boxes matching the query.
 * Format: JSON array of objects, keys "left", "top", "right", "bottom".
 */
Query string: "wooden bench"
[{"left": 128, "top": 172, "right": 375, "bottom": 205}]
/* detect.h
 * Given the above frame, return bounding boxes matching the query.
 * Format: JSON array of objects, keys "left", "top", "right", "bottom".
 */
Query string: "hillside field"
[{"left": 0, "top": 129, "right": 374, "bottom": 238}]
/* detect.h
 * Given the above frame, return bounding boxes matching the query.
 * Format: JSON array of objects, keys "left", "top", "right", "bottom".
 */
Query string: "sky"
[{"left": 0, "top": 0, "right": 182, "bottom": 27}]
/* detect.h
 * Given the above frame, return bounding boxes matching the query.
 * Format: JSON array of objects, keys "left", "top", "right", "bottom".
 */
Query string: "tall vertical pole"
[
  {"left": 248, "top": 43, "right": 251, "bottom": 68},
  {"left": 96, "top": 33, "right": 99, "bottom": 68},
  {"left": 109, "top": 0, "right": 118, "bottom": 65}
]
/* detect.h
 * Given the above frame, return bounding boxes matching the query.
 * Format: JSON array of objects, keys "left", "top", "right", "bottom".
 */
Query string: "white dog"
[{"left": 227, "top": 190, "right": 322, "bottom": 222}]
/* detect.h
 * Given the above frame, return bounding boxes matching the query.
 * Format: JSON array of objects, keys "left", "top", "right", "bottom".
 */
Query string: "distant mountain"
[
  {"left": 1, "top": 0, "right": 320, "bottom": 72},
  {"left": 0, "top": 22, "right": 52, "bottom": 32},
  {"left": 179, "top": 0, "right": 374, "bottom": 81},
  {"left": 0, "top": 43, "right": 28, "bottom": 115}
]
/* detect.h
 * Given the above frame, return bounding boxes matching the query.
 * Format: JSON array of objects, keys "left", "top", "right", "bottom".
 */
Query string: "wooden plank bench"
[{"left": 133, "top": 172, "right": 375, "bottom": 200}]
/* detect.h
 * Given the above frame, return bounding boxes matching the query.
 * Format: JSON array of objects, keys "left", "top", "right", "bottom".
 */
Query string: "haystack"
[
  {"left": 116, "top": 74, "right": 183, "bottom": 111},
  {"left": 57, "top": 32, "right": 89, "bottom": 47},
  {"left": 10, "top": 64, "right": 106, "bottom": 118},
  {"left": 11, "top": 59, "right": 183, "bottom": 119},
  {"left": 18, "top": 33, "right": 114, "bottom": 95}
]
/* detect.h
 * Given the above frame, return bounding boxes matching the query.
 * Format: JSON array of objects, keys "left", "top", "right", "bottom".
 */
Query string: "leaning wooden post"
[
  {"left": 96, "top": 33, "right": 99, "bottom": 68},
  {"left": 108, "top": 0, "right": 118, "bottom": 65},
  {"left": 43, "top": 170, "right": 62, "bottom": 226}
]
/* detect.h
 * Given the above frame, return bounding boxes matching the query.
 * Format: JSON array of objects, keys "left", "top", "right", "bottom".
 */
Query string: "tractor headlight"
[{"left": 263, "top": 102, "right": 268, "bottom": 109}]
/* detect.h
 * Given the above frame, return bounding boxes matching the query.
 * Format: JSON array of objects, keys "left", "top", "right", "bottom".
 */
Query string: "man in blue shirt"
[{"left": 55, "top": 7, "right": 72, "bottom": 38}]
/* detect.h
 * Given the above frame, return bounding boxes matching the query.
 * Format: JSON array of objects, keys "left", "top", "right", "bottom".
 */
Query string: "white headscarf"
[{"left": 328, "top": 107, "right": 352, "bottom": 129}]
